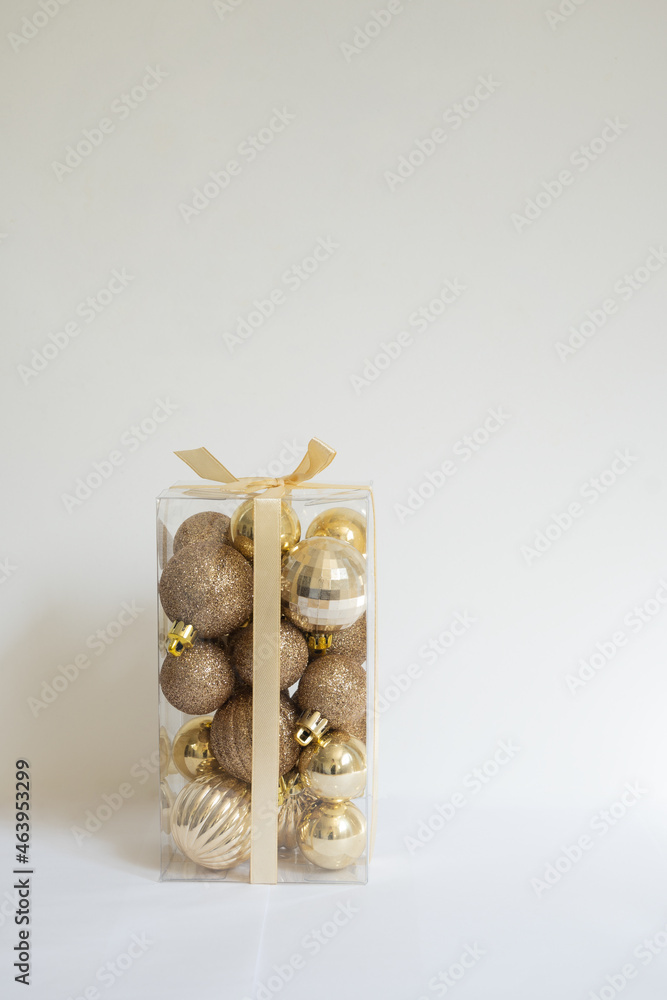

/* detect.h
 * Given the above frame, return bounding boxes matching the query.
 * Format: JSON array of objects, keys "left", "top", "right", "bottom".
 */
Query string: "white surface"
[{"left": 2, "top": 1, "right": 667, "bottom": 997}]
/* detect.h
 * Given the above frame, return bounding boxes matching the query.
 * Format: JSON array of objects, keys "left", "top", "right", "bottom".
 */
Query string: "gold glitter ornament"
[
  {"left": 297, "top": 653, "right": 366, "bottom": 728},
  {"left": 277, "top": 770, "right": 317, "bottom": 850},
  {"left": 171, "top": 773, "right": 251, "bottom": 870},
  {"left": 173, "top": 511, "right": 231, "bottom": 554},
  {"left": 172, "top": 716, "right": 221, "bottom": 781},
  {"left": 314, "top": 612, "right": 366, "bottom": 666},
  {"left": 210, "top": 690, "right": 300, "bottom": 784},
  {"left": 230, "top": 498, "right": 301, "bottom": 561},
  {"left": 159, "top": 542, "right": 253, "bottom": 640},
  {"left": 341, "top": 713, "right": 366, "bottom": 742},
  {"left": 281, "top": 538, "right": 366, "bottom": 634},
  {"left": 299, "top": 731, "right": 367, "bottom": 801},
  {"left": 306, "top": 507, "right": 366, "bottom": 555},
  {"left": 297, "top": 800, "right": 366, "bottom": 870},
  {"left": 229, "top": 620, "right": 308, "bottom": 690},
  {"left": 160, "top": 640, "right": 235, "bottom": 715}
]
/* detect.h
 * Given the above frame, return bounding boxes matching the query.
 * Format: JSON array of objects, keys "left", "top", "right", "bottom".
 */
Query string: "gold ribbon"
[{"left": 173, "top": 438, "right": 377, "bottom": 883}]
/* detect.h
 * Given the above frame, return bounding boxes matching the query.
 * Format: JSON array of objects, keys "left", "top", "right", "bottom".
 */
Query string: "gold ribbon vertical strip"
[{"left": 250, "top": 497, "right": 282, "bottom": 884}]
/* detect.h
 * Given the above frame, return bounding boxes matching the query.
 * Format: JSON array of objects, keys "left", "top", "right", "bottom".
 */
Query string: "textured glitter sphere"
[
  {"left": 317, "top": 612, "right": 367, "bottom": 666},
  {"left": 305, "top": 507, "right": 366, "bottom": 555},
  {"left": 299, "top": 731, "right": 367, "bottom": 801},
  {"left": 172, "top": 716, "right": 222, "bottom": 780},
  {"left": 159, "top": 542, "right": 253, "bottom": 640},
  {"left": 341, "top": 714, "right": 366, "bottom": 742},
  {"left": 297, "top": 800, "right": 366, "bottom": 870},
  {"left": 278, "top": 770, "right": 317, "bottom": 850},
  {"left": 173, "top": 511, "right": 231, "bottom": 554},
  {"left": 171, "top": 773, "right": 251, "bottom": 870},
  {"left": 229, "top": 620, "right": 308, "bottom": 690},
  {"left": 230, "top": 498, "right": 301, "bottom": 561},
  {"left": 281, "top": 537, "right": 366, "bottom": 634},
  {"left": 210, "top": 690, "right": 300, "bottom": 784},
  {"left": 160, "top": 641, "right": 235, "bottom": 715},
  {"left": 297, "top": 654, "right": 367, "bottom": 727}
]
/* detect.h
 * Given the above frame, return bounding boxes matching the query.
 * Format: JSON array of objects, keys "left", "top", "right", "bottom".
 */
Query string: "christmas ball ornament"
[
  {"left": 230, "top": 498, "right": 301, "bottom": 561},
  {"left": 277, "top": 770, "right": 317, "bottom": 850},
  {"left": 172, "top": 716, "right": 221, "bottom": 781},
  {"left": 322, "top": 612, "right": 367, "bottom": 666},
  {"left": 210, "top": 690, "right": 300, "bottom": 784},
  {"left": 297, "top": 800, "right": 366, "bottom": 870},
  {"left": 306, "top": 507, "right": 366, "bottom": 555},
  {"left": 342, "top": 713, "right": 366, "bottom": 742},
  {"left": 281, "top": 537, "right": 366, "bottom": 634},
  {"left": 299, "top": 731, "right": 367, "bottom": 801},
  {"left": 160, "top": 641, "right": 235, "bottom": 715},
  {"left": 173, "top": 511, "right": 231, "bottom": 554},
  {"left": 229, "top": 620, "right": 308, "bottom": 690},
  {"left": 159, "top": 726, "right": 171, "bottom": 775},
  {"left": 297, "top": 654, "right": 366, "bottom": 728},
  {"left": 160, "top": 780, "right": 175, "bottom": 834},
  {"left": 159, "top": 542, "right": 253, "bottom": 639},
  {"left": 171, "top": 773, "right": 251, "bottom": 870}
]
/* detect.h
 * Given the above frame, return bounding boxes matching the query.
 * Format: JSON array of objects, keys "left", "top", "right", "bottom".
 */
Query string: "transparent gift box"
[{"left": 156, "top": 479, "right": 375, "bottom": 885}]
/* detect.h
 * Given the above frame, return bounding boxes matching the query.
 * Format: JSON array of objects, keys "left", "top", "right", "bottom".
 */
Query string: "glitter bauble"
[
  {"left": 172, "top": 716, "right": 221, "bottom": 780},
  {"left": 160, "top": 641, "right": 235, "bottom": 715},
  {"left": 159, "top": 542, "right": 253, "bottom": 640},
  {"left": 278, "top": 770, "right": 317, "bottom": 850},
  {"left": 297, "top": 800, "right": 366, "bottom": 870},
  {"left": 305, "top": 507, "right": 366, "bottom": 555},
  {"left": 229, "top": 620, "right": 308, "bottom": 690},
  {"left": 230, "top": 498, "right": 301, "bottom": 561},
  {"left": 299, "top": 731, "right": 367, "bottom": 801},
  {"left": 297, "top": 654, "right": 366, "bottom": 727},
  {"left": 210, "top": 690, "right": 300, "bottom": 784},
  {"left": 173, "top": 511, "right": 231, "bottom": 554},
  {"left": 281, "top": 538, "right": 366, "bottom": 634},
  {"left": 171, "top": 773, "right": 251, "bottom": 870},
  {"left": 341, "top": 713, "right": 366, "bottom": 742},
  {"left": 317, "top": 612, "right": 366, "bottom": 666}
]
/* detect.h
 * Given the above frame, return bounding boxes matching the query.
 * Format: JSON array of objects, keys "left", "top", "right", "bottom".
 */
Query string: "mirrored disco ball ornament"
[
  {"left": 281, "top": 537, "right": 366, "bottom": 634},
  {"left": 171, "top": 773, "right": 251, "bottom": 870}
]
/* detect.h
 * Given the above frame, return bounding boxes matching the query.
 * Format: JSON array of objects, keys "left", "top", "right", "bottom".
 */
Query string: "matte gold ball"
[
  {"left": 306, "top": 507, "right": 366, "bottom": 555},
  {"left": 299, "top": 731, "right": 367, "bottom": 801},
  {"left": 172, "top": 716, "right": 221, "bottom": 780},
  {"left": 297, "top": 800, "right": 366, "bottom": 870},
  {"left": 173, "top": 511, "right": 231, "bottom": 554},
  {"left": 278, "top": 770, "right": 317, "bottom": 850},
  {"left": 230, "top": 498, "right": 301, "bottom": 561},
  {"left": 297, "top": 653, "right": 367, "bottom": 727},
  {"left": 281, "top": 537, "right": 366, "bottom": 634},
  {"left": 160, "top": 641, "right": 235, "bottom": 715},
  {"left": 209, "top": 690, "right": 300, "bottom": 784},
  {"left": 171, "top": 773, "right": 251, "bottom": 870},
  {"left": 229, "top": 620, "right": 308, "bottom": 690},
  {"left": 159, "top": 542, "right": 253, "bottom": 640}
]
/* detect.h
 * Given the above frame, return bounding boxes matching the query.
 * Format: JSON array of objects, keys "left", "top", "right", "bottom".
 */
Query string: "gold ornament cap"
[
  {"left": 307, "top": 633, "right": 332, "bottom": 653},
  {"left": 166, "top": 621, "right": 198, "bottom": 656},
  {"left": 294, "top": 709, "right": 330, "bottom": 747}
]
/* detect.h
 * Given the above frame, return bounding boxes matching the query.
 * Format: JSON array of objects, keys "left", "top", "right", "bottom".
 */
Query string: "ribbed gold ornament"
[
  {"left": 277, "top": 770, "right": 317, "bottom": 850},
  {"left": 171, "top": 773, "right": 251, "bottom": 870}
]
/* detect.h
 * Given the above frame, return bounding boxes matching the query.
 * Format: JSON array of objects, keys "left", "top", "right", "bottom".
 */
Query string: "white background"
[{"left": 2, "top": 0, "right": 667, "bottom": 997}]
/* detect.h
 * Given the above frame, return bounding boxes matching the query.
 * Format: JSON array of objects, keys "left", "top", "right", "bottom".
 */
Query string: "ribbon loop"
[{"left": 174, "top": 438, "right": 336, "bottom": 493}]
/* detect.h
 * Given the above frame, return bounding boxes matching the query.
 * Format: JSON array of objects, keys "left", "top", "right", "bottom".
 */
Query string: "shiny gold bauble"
[
  {"left": 159, "top": 726, "right": 171, "bottom": 775},
  {"left": 281, "top": 537, "right": 366, "bottom": 634},
  {"left": 230, "top": 498, "right": 301, "bottom": 561},
  {"left": 209, "top": 690, "right": 300, "bottom": 784},
  {"left": 160, "top": 640, "right": 235, "bottom": 715},
  {"left": 171, "top": 773, "right": 251, "bottom": 870},
  {"left": 277, "top": 770, "right": 317, "bottom": 850},
  {"left": 173, "top": 511, "right": 231, "bottom": 554},
  {"left": 298, "top": 731, "right": 367, "bottom": 801},
  {"left": 172, "top": 716, "right": 221, "bottom": 780},
  {"left": 297, "top": 653, "right": 367, "bottom": 728},
  {"left": 297, "top": 800, "right": 366, "bottom": 870},
  {"left": 229, "top": 619, "right": 308, "bottom": 690},
  {"left": 306, "top": 507, "right": 366, "bottom": 555},
  {"left": 159, "top": 542, "right": 253, "bottom": 640}
]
